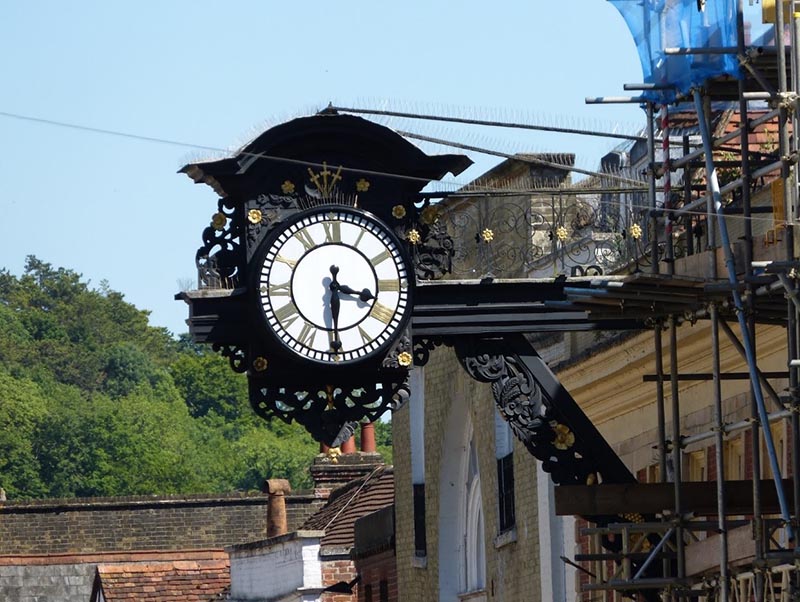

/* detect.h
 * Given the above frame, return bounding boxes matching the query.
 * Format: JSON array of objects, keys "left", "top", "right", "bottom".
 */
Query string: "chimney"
[
  {"left": 341, "top": 435, "right": 356, "bottom": 454},
  {"left": 361, "top": 422, "right": 376, "bottom": 453},
  {"left": 310, "top": 425, "right": 384, "bottom": 495},
  {"left": 264, "top": 479, "right": 291, "bottom": 538}
]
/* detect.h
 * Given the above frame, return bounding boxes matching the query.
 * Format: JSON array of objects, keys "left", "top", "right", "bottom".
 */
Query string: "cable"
[
  {"left": 0, "top": 109, "right": 458, "bottom": 188},
  {"left": 0, "top": 109, "right": 786, "bottom": 227}
]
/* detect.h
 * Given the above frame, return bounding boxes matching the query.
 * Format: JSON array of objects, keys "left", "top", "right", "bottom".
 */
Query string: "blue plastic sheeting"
[{"left": 609, "top": 0, "right": 740, "bottom": 103}]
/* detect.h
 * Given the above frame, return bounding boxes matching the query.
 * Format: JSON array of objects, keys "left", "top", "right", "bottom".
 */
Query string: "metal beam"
[{"left": 554, "top": 480, "right": 796, "bottom": 517}]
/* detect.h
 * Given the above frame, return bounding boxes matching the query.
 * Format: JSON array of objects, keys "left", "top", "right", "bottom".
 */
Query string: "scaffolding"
[{"left": 568, "top": 0, "right": 800, "bottom": 600}]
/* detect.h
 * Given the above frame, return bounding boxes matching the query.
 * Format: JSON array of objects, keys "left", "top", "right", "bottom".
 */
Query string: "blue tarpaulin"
[{"left": 608, "top": 0, "right": 740, "bottom": 103}]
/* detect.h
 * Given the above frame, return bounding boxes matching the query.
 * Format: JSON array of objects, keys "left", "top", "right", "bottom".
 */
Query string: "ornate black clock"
[
  {"left": 177, "top": 110, "right": 471, "bottom": 445},
  {"left": 254, "top": 206, "right": 412, "bottom": 366}
]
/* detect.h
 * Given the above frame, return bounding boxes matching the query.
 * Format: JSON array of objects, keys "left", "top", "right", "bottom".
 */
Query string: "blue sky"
[{"left": 0, "top": 1, "right": 647, "bottom": 336}]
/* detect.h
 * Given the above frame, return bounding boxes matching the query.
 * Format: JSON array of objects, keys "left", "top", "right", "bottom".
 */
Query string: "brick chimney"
[
  {"left": 310, "top": 423, "right": 383, "bottom": 497},
  {"left": 264, "top": 479, "right": 291, "bottom": 538}
]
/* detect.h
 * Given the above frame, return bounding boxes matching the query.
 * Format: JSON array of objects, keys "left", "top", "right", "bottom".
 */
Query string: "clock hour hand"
[
  {"left": 328, "top": 266, "right": 342, "bottom": 352},
  {"left": 337, "top": 283, "right": 375, "bottom": 303}
]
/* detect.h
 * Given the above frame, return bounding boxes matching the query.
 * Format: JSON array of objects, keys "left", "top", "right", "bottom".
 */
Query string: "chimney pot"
[
  {"left": 341, "top": 436, "right": 356, "bottom": 454},
  {"left": 361, "top": 422, "right": 376, "bottom": 453},
  {"left": 265, "top": 478, "right": 291, "bottom": 537}
]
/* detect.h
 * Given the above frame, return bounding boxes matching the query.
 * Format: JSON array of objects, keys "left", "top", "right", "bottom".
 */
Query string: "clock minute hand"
[
  {"left": 328, "top": 266, "right": 342, "bottom": 352},
  {"left": 337, "top": 283, "right": 375, "bottom": 303}
]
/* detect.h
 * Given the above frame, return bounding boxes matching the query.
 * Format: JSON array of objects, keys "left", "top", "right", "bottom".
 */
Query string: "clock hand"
[
  {"left": 337, "top": 283, "right": 375, "bottom": 303},
  {"left": 328, "top": 266, "right": 342, "bottom": 352}
]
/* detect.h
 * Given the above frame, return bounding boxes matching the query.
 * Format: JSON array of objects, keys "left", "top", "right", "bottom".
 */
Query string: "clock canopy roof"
[{"left": 180, "top": 110, "right": 472, "bottom": 200}]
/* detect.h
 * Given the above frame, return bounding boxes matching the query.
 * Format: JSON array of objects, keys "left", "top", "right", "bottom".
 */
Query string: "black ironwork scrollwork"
[
  {"left": 212, "top": 343, "right": 248, "bottom": 373},
  {"left": 196, "top": 198, "right": 242, "bottom": 289},
  {"left": 417, "top": 194, "right": 673, "bottom": 279},
  {"left": 455, "top": 340, "right": 600, "bottom": 486},
  {"left": 249, "top": 375, "right": 410, "bottom": 446},
  {"left": 244, "top": 194, "right": 299, "bottom": 259},
  {"left": 412, "top": 337, "right": 444, "bottom": 367},
  {"left": 411, "top": 220, "right": 454, "bottom": 281},
  {"left": 381, "top": 334, "right": 412, "bottom": 370}
]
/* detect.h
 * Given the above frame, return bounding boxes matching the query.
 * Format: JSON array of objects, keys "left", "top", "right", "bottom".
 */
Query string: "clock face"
[{"left": 255, "top": 207, "right": 411, "bottom": 365}]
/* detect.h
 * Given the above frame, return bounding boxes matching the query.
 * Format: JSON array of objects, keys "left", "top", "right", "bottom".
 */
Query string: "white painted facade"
[{"left": 228, "top": 530, "right": 325, "bottom": 602}]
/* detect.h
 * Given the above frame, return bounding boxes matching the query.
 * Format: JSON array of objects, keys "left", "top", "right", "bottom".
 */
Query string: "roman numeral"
[
  {"left": 358, "top": 325, "right": 373, "bottom": 345},
  {"left": 297, "top": 322, "right": 316, "bottom": 347},
  {"left": 370, "top": 249, "right": 392, "bottom": 266},
  {"left": 370, "top": 302, "right": 394, "bottom": 324},
  {"left": 377, "top": 279, "right": 401, "bottom": 292},
  {"left": 274, "top": 303, "right": 299, "bottom": 327},
  {"left": 275, "top": 255, "right": 297, "bottom": 269},
  {"left": 268, "top": 282, "right": 291, "bottom": 296},
  {"left": 293, "top": 228, "right": 316, "bottom": 251},
  {"left": 354, "top": 228, "right": 366, "bottom": 248},
  {"left": 322, "top": 221, "right": 341, "bottom": 243}
]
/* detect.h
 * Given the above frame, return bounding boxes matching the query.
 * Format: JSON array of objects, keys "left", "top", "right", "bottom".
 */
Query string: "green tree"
[
  {"left": 0, "top": 256, "right": 390, "bottom": 499},
  {"left": 232, "top": 422, "right": 318, "bottom": 491},
  {"left": 0, "top": 370, "right": 48, "bottom": 498},
  {"left": 170, "top": 350, "right": 248, "bottom": 420}
]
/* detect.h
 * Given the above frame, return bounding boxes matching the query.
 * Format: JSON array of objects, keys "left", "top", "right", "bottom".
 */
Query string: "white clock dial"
[{"left": 255, "top": 207, "right": 411, "bottom": 364}]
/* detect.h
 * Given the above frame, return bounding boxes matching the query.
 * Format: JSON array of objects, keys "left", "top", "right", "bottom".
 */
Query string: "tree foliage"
[{"left": 0, "top": 257, "right": 390, "bottom": 500}]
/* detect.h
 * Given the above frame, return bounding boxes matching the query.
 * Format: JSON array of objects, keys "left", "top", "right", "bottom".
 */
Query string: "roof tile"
[
  {"left": 95, "top": 559, "right": 229, "bottom": 602},
  {"left": 300, "top": 466, "right": 394, "bottom": 551}
]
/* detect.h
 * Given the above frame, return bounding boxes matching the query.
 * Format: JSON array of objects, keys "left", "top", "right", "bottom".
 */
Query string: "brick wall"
[
  {"left": 357, "top": 549, "right": 397, "bottom": 602},
  {"left": 322, "top": 557, "right": 359, "bottom": 602},
  {"left": 0, "top": 491, "right": 325, "bottom": 555},
  {"left": 394, "top": 347, "right": 541, "bottom": 601}
]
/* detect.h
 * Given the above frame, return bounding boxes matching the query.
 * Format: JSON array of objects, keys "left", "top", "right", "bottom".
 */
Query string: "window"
[
  {"left": 410, "top": 369, "right": 426, "bottom": 557},
  {"left": 686, "top": 450, "right": 706, "bottom": 481},
  {"left": 464, "top": 437, "right": 486, "bottom": 593},
  {"left": 724, "top": 436, "right": 745, "bottom": 480},
  {"left": 379, "top": 579, "right": 388, "bottom": 602},
  {"left": 761, "top": 420, "right": 787, "bottom": 479},
  {"left": 364, "top": 584, "right": 373, "bottom": 602},
  {"left": 495, "top": 409, "right": 515, "bottom": 532},
  {"left": 413, "top": 483, "right": 427, "bottom": 556}
]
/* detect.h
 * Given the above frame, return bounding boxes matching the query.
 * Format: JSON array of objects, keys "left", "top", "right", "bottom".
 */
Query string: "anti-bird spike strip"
[{"left": 328, "top": 103, "right": 645, "bottom": 142}]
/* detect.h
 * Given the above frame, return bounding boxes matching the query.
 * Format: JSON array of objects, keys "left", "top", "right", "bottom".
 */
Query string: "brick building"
[
  {"left": 391, "top": 156, "right": 581, "bottom": 602},
  {"left": 226, "top": 444, "right": 395, "bottom": 602},
  {"left": 0, "top": 482, "right": 322, "bottom": 601}
]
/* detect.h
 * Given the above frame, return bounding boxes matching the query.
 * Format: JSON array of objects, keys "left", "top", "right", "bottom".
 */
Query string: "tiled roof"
[
  {"left": 93, "top": 559, "right": 230, "bottom": 601},
  {"left": 300, "top": 466, "right": 394, "bottom": 551}
]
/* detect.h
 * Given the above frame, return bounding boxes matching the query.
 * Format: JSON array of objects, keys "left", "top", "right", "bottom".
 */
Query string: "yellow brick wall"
[
  {"left": 557, "top": 322, "right": 788, "bottom": 474},
  {"left": 394, "top": 345, "right": 543, "bottom": 601}
]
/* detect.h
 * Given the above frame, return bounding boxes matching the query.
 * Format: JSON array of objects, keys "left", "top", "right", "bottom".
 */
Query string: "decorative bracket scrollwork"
[
  {"left": 212, "top": 343, "right": 248, "bottom": 374},
  {"left": 249, "top": 373, "right": 410, "bottom": 447},
  {"left": 196, "top": 198, "right": 243, "bottom": 289},
  {"left": 454, "top": 334, "right": 635, "bottom": 488}
]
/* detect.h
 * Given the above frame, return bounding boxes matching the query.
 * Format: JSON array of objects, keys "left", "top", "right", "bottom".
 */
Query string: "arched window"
[
  {"left": 494, "top": 408, "right": 515, "bottom": 533},
  {"left": 439, "top": 399, "right": 487, "bottom": 601},
  {"left": 464, "top": 436, "right": 485, "bottom": 593}
]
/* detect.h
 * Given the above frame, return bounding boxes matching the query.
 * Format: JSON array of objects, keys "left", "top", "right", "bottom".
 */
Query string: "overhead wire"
[{"left": 0, "top": 109, "right": 784, "bottom": 227}]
